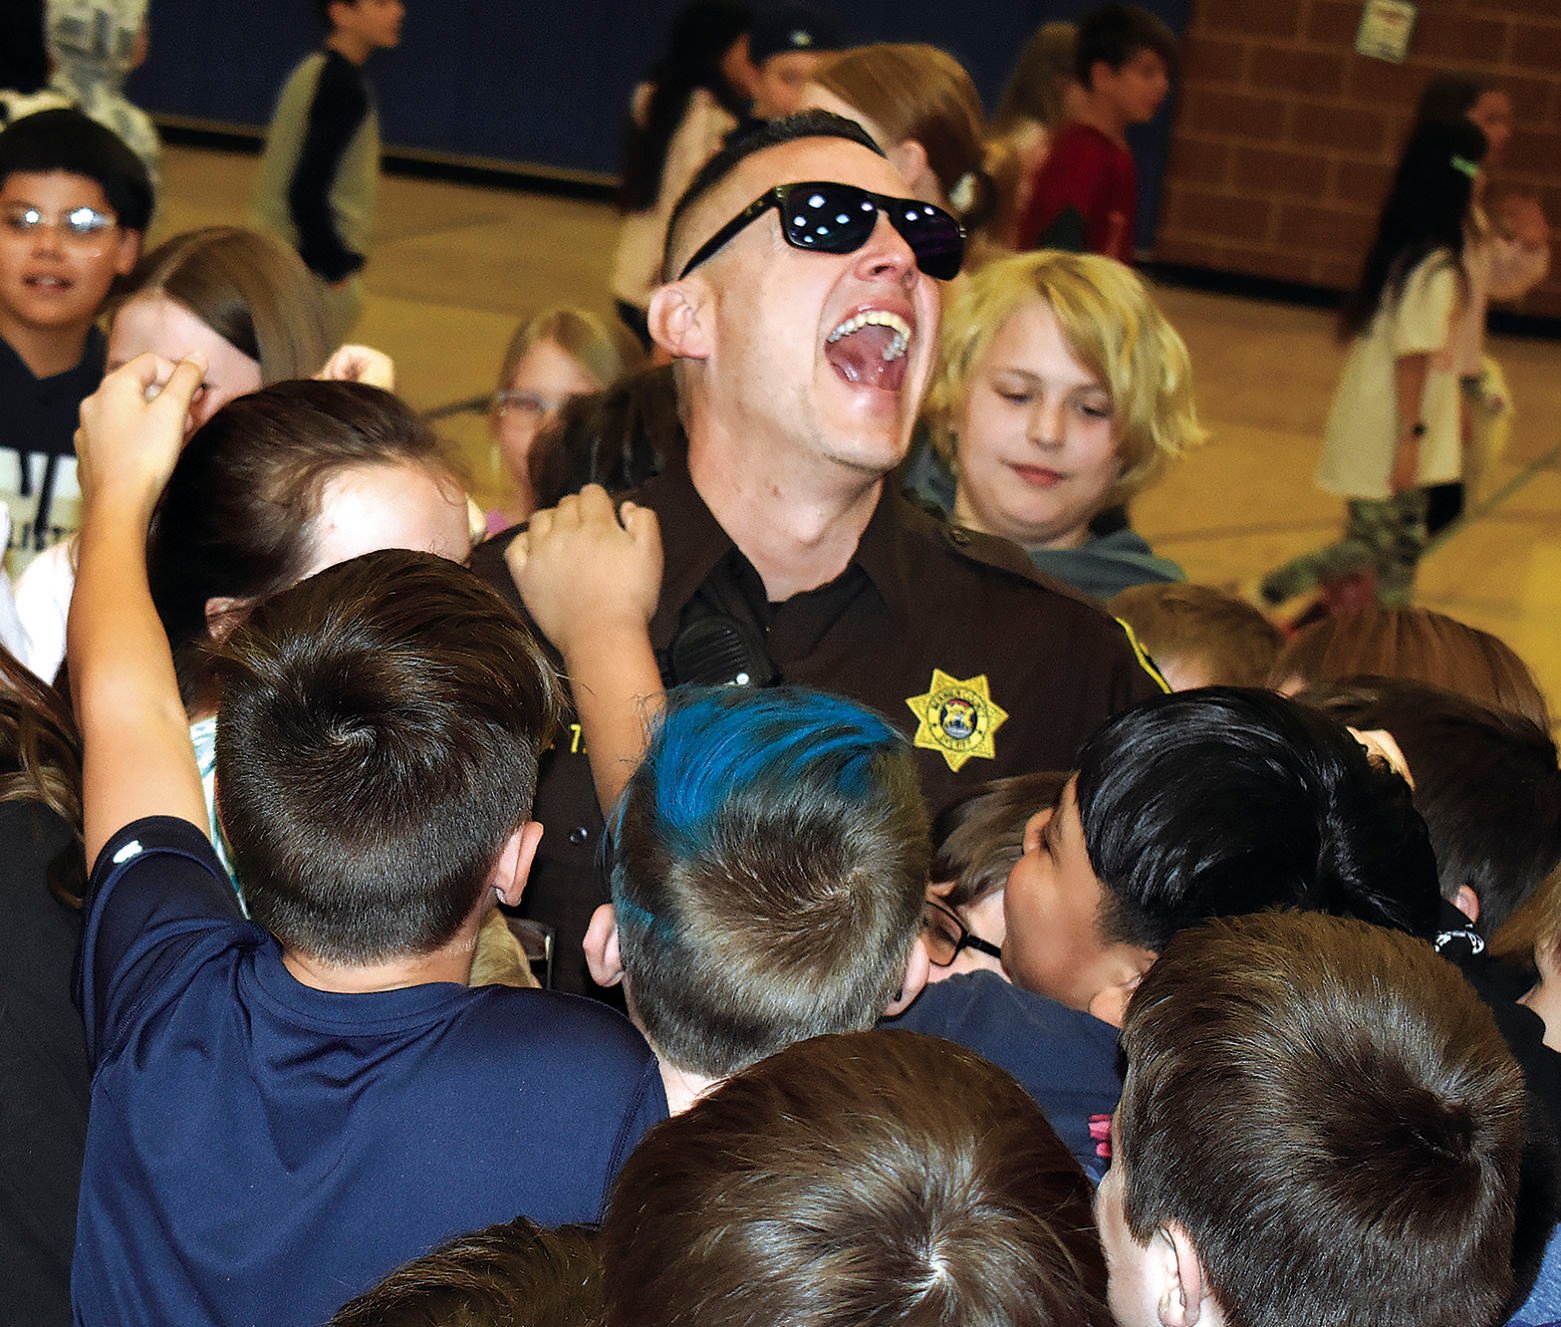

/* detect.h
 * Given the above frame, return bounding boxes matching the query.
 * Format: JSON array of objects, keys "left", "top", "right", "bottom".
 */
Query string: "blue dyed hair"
[{"left": 607, "top": 686, "right": 929, "bottom": 1079}]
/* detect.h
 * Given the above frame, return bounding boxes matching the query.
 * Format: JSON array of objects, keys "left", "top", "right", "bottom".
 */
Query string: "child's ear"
[
  {"left": 886, "top": 138, "right": 930, "bottom": 195},
  {"left": 584, "top": 903, "right": 625, "bottom": 988},
  {"left": 114, "top": 228, "right": 143, "bottom": 278},
  {"left": 204, "top": 596, "right": 252, "bottom": 644},
  {"left": 1454, "top": 885, "right": 1481, "bottom": 926},
  {"left": 1155, "top": 1223, "right": 1212, "bottom": 1327},
  {"left": 647, "top": 280, "right": 712, "bottom": 362},
  {"left": 487, "top": 820, "right": 544, "bottom": 909},
  {"left": 1087, "top": 945, "right": 1157, "bottom": 1029},
  {"left": 883, "top": 934, "right": 931, "bottom": 1017}
]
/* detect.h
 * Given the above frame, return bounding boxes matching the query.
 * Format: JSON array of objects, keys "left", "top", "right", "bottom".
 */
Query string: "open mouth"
[
  {"left": 824, "top": 310, "right": 912, "bottom": 392},
  {"left": 24, "top": 274, "right": 73, "bottom": 292}
]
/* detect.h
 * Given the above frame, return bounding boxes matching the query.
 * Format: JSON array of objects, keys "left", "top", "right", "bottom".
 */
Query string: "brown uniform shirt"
[{"left": 472, "top": 458, "right": 1163, "bottom": 995}]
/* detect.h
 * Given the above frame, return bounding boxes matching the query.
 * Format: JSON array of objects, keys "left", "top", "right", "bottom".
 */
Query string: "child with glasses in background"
[
  {"left": 0, "top": 109, "right": 148, "bottom": 567},
  {"left": 922, "top": 770, "right": 1066, "bottom": 984},
  {"left": 487, "top": 307, "right": 644, "bottom": 533}
]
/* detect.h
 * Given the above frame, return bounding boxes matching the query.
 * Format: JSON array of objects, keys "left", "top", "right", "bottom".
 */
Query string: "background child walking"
[
  {"left": 250, "top": 0, "right": 403, "bottom": 341},
  {"left": 1262, "top": 116, "right": 1488, "bottom": 610}
]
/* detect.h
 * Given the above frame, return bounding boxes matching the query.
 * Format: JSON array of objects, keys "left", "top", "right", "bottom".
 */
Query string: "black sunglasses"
[
  {"left": 677, "top": 181, "right": 966, "bottom": 282},
  {"left": 922, "top": 898, "right": 1003, "bottom": 968}
]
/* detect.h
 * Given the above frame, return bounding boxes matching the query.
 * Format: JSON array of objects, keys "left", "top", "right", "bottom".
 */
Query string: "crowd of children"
[{"left": 0, "top": 1, "right": 1558, "bottom": 1325}]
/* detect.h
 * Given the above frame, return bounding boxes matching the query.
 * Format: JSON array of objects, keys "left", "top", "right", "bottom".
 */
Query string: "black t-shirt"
[
  {"left": 473, "top": 458, "right": 1163, "bottom": 994},
  {"left": 0, "top": 327, "right": 104, "bottom": 554},
  {"left": 0, "top": 799, "right": 85, "bottom": 1327}
]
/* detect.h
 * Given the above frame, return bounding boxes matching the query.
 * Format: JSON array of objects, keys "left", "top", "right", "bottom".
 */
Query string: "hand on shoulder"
[{"left": 505, "top": 484, "right": 663, "bottom": 659}]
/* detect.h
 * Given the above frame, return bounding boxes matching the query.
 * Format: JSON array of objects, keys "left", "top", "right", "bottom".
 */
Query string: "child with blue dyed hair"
[{"left": 586, "top": 685, "right": 932, "bottom": 1111}]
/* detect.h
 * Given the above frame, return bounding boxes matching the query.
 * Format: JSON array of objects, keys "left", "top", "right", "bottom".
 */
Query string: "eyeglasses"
[
  {"left": 922, "top": 898, "right": 1003, "bottom": 968},
  {"left": 3, "top": 202, "right": 120, "bottom": 250},
  {"left": 677, "top": 181, "right": 966, "bottom": 282},
  {"left": 492, "top": 389, "right": 567, "bottom": 419}
]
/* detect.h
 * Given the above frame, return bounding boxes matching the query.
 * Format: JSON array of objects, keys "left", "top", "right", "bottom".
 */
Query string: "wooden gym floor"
[{"left": 157, "top": 143, "right": 1561, "bottom": 722}]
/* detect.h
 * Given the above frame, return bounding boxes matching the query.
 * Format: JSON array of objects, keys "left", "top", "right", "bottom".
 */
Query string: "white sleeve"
[
  {"left": 13, "top": 538, "right": 77, "bottom": 684},
  {"left": 1388, "top": 256, "right": 1458, "bottom": 358}
]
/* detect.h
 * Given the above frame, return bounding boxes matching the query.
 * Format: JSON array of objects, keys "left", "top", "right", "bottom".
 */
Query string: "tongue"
[{"left": 824, "top": 324, "right": 907, "bottom": 392}]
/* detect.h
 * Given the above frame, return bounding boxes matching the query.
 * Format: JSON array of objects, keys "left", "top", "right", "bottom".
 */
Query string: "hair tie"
[
  {"left": 1450, "top": 155, "right": 1480, "bottom": 180},
  {"left": 949, "top": 172, "right": 977, "bottom": 215}
]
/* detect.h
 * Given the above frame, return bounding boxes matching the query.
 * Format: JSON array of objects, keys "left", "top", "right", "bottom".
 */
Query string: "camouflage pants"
[{"left": 1262, "top": 488, "right": 1429, "bottom": 609}]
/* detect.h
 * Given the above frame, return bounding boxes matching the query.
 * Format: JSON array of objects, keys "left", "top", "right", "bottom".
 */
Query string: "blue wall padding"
[{"left": 129, "top": 0, "right": 1188, "bottom": 246}]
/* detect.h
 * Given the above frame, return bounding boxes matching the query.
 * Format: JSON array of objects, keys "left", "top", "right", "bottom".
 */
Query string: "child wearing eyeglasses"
[
  {"left": 923, "top": 770, "right": 1067, "bottom": 984},
  {"left": 487, "top": 307, "right": 645, "bottom": 533},
  {"left": 0, "top": 109, "right": 149, "bottom": 569}
]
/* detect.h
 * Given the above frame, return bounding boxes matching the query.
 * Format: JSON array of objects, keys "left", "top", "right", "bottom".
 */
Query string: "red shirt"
[{"left": 1018, "top": 122, "right": 1138, "bottom": 263}]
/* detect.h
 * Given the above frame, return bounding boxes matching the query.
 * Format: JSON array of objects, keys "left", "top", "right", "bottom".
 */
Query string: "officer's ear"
[{"left": 648, "top": 278, "right": 713, "bottom": 362}]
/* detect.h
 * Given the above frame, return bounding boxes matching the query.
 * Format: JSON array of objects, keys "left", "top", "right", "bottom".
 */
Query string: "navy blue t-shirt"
[
  {"left": 72, "top": 817, "right": 667, "bottom": 1327},
  {"left": 883, "top": 971, "right": 1121, "bottom": 1179}
]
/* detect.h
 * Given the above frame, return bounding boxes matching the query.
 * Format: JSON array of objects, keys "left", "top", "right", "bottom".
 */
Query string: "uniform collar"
[{"left": 641, "top": 458, "right": 914, "bottom": 639}]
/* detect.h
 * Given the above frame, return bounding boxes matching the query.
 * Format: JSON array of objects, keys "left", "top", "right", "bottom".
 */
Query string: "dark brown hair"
[
  {"left": 603, "top": 1030, "right": 1113, "bottom": 1327},
  {"left": 1108, "top": 582, "right": 1282, "bottom": 688},
  {"left": 213, "top": 550, "right": 562, "bottom": 965},
  {"left": 1301, "top": 677, "right": 1561, "bottom": 937},
  {"left": 328, "top": 1218, "right": 600, "bottom": 1327},
  {"left": 930, "top": 770, "right": 1066, "bottom": 912},
  {"left": 1271, "top": 607, "right": 1550, "bottom": 730},
  {"left": 1118, "top": 911, "right": 1524, "bottom": 1327},
  {"left": 147, "top": 380, "right": 461, "bottom": 715},
  {"left": 528, "top": 365, "right": 683, "bottom": 510}
]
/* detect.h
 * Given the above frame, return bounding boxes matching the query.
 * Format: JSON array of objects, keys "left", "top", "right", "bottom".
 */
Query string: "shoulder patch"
[{"left": 1114, "top": 617, "right": 1170, "bottom": 693}]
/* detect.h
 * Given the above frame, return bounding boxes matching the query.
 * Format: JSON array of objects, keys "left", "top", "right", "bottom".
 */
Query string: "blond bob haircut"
[
  {"left": 810, "top": 43, "right": 994, "bottom": 231},
  {"left": 495, "top": 305, "right": 645, "bottom": 398},
  {"left": 925, "top": 249, "right": 1205, "bottom": 507}
]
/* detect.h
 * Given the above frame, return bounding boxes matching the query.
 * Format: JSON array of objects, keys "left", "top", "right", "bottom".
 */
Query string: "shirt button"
[
  {"left": 949, "top": 528, "right": 970, "bottom": 547},
  {"left": 568, "top": 826, "right": 591, "bottom": 846}
]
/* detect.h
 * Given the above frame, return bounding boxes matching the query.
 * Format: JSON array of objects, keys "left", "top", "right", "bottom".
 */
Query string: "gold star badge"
[{"left": 905, "top": 670, "right": 1009, "bottom": 772}]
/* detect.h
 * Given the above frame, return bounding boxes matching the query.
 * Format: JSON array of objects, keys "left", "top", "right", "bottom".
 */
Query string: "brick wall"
[{"left": 1157, "top": 0, "right": 1561, "bottom": 318}]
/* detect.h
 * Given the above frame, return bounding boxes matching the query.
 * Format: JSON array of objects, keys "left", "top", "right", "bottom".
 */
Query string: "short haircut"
[
  {"left": 1075, "top": 687, "right": 1441, "bottom": 951},
  {"left": 1271, "top": 607, "right": 1551, "bottom": 730},
  {"left": 0, "top": 107, "right": 153, "bottom": 230},
  {"left": 1075, "top": 3, "right": 1178, "bottom": 88},
  {"left": 148, "top": 379, "right": 462, "bottom": 714},
  {"left": 115, "top": 226, "right": 333, "bottom": 383},
  {"left": 494, "top": 304, "right": 645, "bottom": 401},
  {"left": 328, "top": 1218, "right": 600, "bottom": 1327},
  {"left": 810, "top": 44, "right": 995, "bottom": 230},
  {"left": 212, "top": 549, "right": 562, "bottom": 965},
  {"left": 1118, "top": 911, "right": 1525, "bottom": 1327},
  {"left": 662, "top": 109, "right": 885, "bottom": 282},
  {"left": 605, "top": 686, "right": 929, "bottom": 1080},
  {"left": 1107, "top": 582, "right": 1282, "bottom": 688},
  {"left": 603, "top": 1029, "right": 1114, "bottom": 1327},
  {"left": 1300, "top": 677, "right": 1561, "bottom": 937},
  {"left": 925, "top": 249, "right": 1205, "bottom": 508},
  {"left": 930, "top": 770, "right": 1067, "bottom": 913}
]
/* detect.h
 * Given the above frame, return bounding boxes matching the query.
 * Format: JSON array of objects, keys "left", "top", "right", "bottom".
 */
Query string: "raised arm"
[
  {"left": 506, "top": 485, "right": 665, "bottom": 814},
  {"left": 70, "top": 355, "right": 209, "bottom": 866}
]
